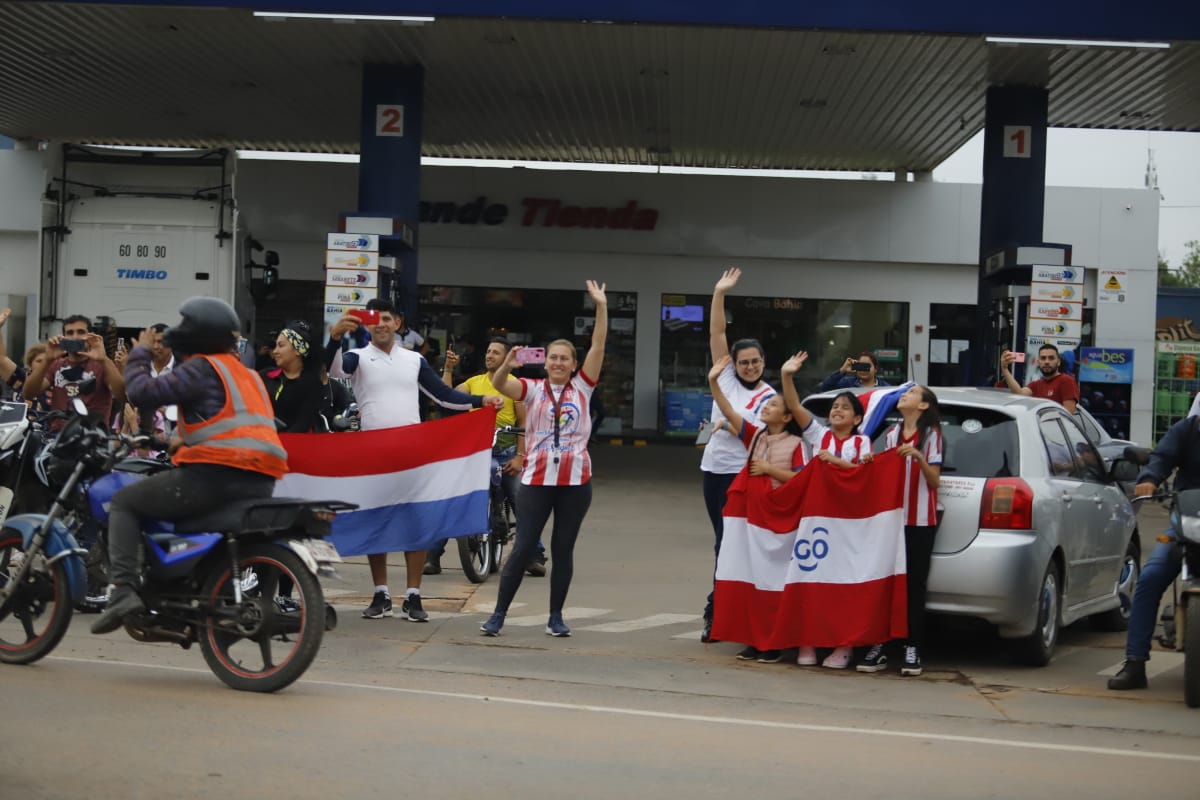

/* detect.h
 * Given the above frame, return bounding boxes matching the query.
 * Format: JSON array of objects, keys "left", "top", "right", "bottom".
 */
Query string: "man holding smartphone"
[
  {"left": 325, "top": 298, "right": 504, "bottom": 621},
  {"left": 815, "top": 350, "right": 890, "bottom": 392},
  {"left": 23, "top": 314, "right": 125, "bottom": 430},
  {"left": 1000, "top": 343, "right": 1079, "bottom": 413}
]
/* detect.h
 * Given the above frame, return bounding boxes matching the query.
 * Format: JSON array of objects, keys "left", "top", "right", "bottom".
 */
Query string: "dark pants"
[
  {"left": 904, "top": 525, "right": 937, "bottom": 647},
  {"left": 702, "top": 471, "right": 738, "bottom": 622},
  {"left": 107, "top": 464, "right": 276, "bottom": 587},
  {"left": 494, "top": 482, "right": 592, "bottom": 616}
]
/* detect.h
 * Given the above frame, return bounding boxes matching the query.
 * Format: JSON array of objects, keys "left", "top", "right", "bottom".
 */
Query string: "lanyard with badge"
[{"left": 544, "top": 379, "right": 569, "bottom": 465}]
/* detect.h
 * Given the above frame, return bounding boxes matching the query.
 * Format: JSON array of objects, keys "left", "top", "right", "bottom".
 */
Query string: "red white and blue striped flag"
[
  {"left": 711, "top": 452, "right": 908, "bottom": 650},
  {"left": 276, "top": 410, "right": 495, "bottom": 556},
  {"left": 857, "top": 381, "right": 915, "bottom": 439}
]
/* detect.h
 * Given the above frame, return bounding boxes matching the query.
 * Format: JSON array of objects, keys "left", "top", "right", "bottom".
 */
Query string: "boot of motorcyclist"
[
  {"left": 1107, "top": 658, "right": 1148, "bottom": 690},
  {"left": 91, "top": 297, "right": 288, "bottom": 635}
]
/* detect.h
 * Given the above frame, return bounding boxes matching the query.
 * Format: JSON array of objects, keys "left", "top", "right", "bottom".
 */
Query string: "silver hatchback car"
[{"left": 802, "top": 387, "right": 1140, "bottom": 665}]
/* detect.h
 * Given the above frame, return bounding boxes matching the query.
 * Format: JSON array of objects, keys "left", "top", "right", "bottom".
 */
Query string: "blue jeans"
[{"left": 1126, "top": 529, "right": 1182, "bottom": 661}]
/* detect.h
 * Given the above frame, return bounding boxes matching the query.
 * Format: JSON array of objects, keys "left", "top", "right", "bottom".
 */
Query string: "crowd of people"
[{"left": 7, "top": 270, "right": 1192, "bottom": 695}]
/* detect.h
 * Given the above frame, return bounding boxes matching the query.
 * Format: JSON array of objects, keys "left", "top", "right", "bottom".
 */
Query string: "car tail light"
[{"left": 980, "top": 478, "right": 1033, "bottom": 530}]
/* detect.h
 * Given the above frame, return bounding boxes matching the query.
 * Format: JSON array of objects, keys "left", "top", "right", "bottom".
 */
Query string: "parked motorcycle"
[{"left": 0, "top": 403, "right": 355, "bottom": 692}]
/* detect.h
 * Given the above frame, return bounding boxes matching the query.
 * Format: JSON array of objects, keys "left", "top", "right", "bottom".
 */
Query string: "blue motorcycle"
[{"left": 0, "top": 406, "right": 354, "bottom": 693}]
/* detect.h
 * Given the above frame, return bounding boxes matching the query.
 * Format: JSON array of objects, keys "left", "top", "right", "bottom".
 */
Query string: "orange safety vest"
[{"left": 174, "top": 353, "right": 289, "bottom": 479}]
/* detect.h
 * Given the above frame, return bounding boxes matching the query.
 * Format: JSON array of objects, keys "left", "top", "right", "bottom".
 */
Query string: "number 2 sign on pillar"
[{"left": 376, "top": 105, "right": 404, "bottom": 137}]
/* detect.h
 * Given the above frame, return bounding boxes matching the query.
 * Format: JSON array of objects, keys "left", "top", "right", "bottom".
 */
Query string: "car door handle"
[{"left": 1060, "top": 491, "right": 1072, "bottom": 504}]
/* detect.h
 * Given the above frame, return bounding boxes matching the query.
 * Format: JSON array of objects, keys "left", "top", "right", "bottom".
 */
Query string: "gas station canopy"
[{"left": 0, "top": 1, "right": 1197, "bottom": 170}]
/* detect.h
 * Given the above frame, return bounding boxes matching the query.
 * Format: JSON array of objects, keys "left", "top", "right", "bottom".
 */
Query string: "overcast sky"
[{"left": 933, "top": 129, "right": 1200, "bottom": 268}]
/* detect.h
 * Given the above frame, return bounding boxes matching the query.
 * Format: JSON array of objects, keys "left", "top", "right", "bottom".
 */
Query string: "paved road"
[{"left": 7, "top": 444, "right": 1199, "bottom": 799}]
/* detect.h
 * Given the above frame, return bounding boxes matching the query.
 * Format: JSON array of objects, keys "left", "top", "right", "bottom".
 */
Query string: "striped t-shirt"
[
  {"left": 517, "top": 370, "right": 596, "bottom": 486},
  {"left": 884, "top": 424, "right": 944, "bottom": 527}
]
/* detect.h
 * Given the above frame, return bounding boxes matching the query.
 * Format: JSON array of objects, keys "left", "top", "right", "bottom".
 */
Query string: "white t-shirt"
[
  {"left": 396, "top": 328, "right": 424, "bottom": 351},
  {"left": 699, "top": 363, "right": 777, "bottom": 474},
  {"left": 330, "top": 341, "right": 423, "bottom": 430},
  {"left": 801, "top": 421, "right": 872, "bottom": 465}
]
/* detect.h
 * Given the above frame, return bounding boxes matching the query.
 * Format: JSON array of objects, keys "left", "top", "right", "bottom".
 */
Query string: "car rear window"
[{"left": 802, "top": 399, "right": 1021, "bottom": 479}]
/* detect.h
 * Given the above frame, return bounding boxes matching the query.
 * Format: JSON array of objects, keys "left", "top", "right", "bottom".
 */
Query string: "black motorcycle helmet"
[{"left": 164, "top": 296, "right": 241, "bottom": 356}]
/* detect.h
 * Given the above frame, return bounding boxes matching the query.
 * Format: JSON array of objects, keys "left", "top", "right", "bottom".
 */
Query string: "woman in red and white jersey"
[
  {"left": 477, "top": 280, "right": 609, "bottom": 638},
  {"left": 856, "top": 384, "right": 943, "bottom": 677}
]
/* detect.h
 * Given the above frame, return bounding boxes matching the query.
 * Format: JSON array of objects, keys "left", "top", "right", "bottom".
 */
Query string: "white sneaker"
[
  {"left": 821, "top": 646, "right": 852, "bottom": 669},
  {"left": 797, "top": 646, "right": 818, "bottom": 666}
]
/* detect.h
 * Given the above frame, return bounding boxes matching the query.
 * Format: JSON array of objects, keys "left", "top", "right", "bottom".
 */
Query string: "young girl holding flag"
[
  {"left": 780, "top": 351, "right": 873, "bottom": 669},
  {"left": 856, "top": 385, "right": 942, "bottom": 676},
  {"left": 708, "top": 353, "right": 806, "bottom": 663}
]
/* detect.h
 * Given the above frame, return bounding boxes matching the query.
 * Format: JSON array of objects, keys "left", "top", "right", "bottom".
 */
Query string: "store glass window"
[
  {"left": 419, "top": 285, "right": 637, "bottom": 434},
  {"left": 660, "top": 292, "right": 907, "bottom": 436}
]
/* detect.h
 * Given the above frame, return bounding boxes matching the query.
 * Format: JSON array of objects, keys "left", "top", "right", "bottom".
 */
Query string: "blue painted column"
[
  {"left": 971, "top": 84, "right": 1049, "bottom": 384},
  {"left": 357, "top": 63, "right": 423, "bottom": 320}
]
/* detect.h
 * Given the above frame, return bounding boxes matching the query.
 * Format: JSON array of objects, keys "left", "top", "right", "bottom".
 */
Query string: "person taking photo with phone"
[
  {"left": 477, "top": 280, "right": 609, "bottom": 638},
  {"left": 699, "top": 268, "right": 777, "bottom": 643},
  {"left": 815, "top": 350, "right": 890, "bottom": 392},
  {"left": 999, "top": 344, "right": 1079, "bottom": 413},
  {"left": 23, "top": 314, "right": 125, "bottom": 430},
  {"left": 325, "top": 298, "right": 503, "bottom": 622}
]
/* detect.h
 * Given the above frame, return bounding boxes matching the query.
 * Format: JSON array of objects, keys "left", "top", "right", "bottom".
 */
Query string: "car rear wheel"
[
  {"left": 1091, "top": 538, "right": 1139, "bottom": 632},
  {"left": 1017, "top": 562, "right": 1060, "bottom": 667}
]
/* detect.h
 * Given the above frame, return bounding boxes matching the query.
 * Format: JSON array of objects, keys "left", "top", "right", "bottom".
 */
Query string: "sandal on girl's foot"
[
  {"left": 821, "top": 646, "right": 852, "bottom": 669},
  {"left": 796, "top": 647, "right": 818, "bottom": 666}
]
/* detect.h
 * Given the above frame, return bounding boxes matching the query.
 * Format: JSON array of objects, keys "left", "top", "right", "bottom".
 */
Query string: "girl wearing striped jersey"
[
  {"left": 709, "top": 353, "right": 806, "bottom": 664},
  {"left": 856, "top": 384, "right": 943, "bottom": 677},
  {"left": 780, "top": 352, "right": 873, "bottom": 668},
  {"left": 478, "top": 280, "right": 609, "bottom": 639}
]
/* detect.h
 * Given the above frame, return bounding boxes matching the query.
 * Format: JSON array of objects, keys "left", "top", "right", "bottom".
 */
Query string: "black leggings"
[
  {"left": 904, "top": 525, "right": 937, "bottom": 647},
  {"left": 107, "top": 464, "right": 276, "bottom": 587},
  {"left": 494, "top": 482, "right": 593, "bottom": 616},
  {"left": 702, "top": 471, "right": 738, "bottom": 622}
]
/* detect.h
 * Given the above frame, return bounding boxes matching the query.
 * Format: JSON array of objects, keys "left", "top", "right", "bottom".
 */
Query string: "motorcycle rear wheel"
[
  {"left": 458, "top": 532, "right": 491, "bottom": 584},
  {"left": 198, "top": 543, "right": 324, "bottom": 693},
  {"left": 488, "top": 494, "right": 512, "bottom": 575},
  {"left": 1185, "top": 602, "right": 1200, "bottom": 709},
  {"left": 0, "top": 532, "right": 73, "bottom": 665}
]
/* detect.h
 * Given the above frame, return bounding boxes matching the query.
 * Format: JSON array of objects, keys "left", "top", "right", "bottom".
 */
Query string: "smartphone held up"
[
  {"left": 348, "top": 308, "right": 381, "bottom": 326},
  {"left": 515, "top": 346, "right": 546, "bottom": 366}
]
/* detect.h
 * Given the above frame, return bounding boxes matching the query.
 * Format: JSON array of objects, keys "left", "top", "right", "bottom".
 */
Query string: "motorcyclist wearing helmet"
[{"left": 91, "top": 297, "right": 289, "bottom": 634}]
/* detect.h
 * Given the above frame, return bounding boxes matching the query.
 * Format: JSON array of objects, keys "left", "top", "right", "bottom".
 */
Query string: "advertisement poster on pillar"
[
  {"left": 1031, "top": 265, "right": 1084, "bottom": 285},
  {"left": 326, "top": 269, "right": 379, "bottom": 289},
  {"left": 1079, "top": 347, "right": 1134, "bottom": 440},
  {"left": 324, "top": 286, "right": 376, "bottom": 306},
  {"left": 1030, "top": 283, "right": 1081, "bottom": 303},
  {"left": 1028, "top": 318, "right": 1083, "bottom": 340},
  {"left": 1029, "top": 300, "right": 1082, "bottom": 322},
  {"left": 326, "top": 250, "right": 379, "bottom": 270}
]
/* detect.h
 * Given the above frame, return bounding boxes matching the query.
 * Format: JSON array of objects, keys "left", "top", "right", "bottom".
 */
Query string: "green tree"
[{"left": 1159, "top": 241, "right": 1200, "bottom": 287}]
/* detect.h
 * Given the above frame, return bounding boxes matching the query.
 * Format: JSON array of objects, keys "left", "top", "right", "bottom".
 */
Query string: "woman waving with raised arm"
[
  {"left": 480, "top": 280, "right": 608, "bottom": 639},
  {"left": 699, "top": 268, "right": 777, "bottom": 643}
]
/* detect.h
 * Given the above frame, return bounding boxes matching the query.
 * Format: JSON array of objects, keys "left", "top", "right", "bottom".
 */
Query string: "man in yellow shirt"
[{"left": 428, "top": 337, "right": 543, "bottom": 575}]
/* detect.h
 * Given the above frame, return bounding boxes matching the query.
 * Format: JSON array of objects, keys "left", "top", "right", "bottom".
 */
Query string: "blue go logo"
[{"left": 794, "top": 526, "right": 830, "bottom": 572}]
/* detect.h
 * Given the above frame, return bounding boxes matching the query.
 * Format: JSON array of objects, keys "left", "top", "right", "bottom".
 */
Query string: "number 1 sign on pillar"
[
  {"left": 1003, "top": 125, "right": 1031, "bottom": 158},
  {"left": 376, "top": 105, "right": 404, "bottom": 137}
]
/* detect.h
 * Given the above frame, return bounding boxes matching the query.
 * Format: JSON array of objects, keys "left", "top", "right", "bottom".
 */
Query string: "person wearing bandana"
[
  {"left": 260, "top": 323, "right": 326, "bottom": 433},
  {"left": 23, "top": 314, "right": 124, "bottom": 431}
]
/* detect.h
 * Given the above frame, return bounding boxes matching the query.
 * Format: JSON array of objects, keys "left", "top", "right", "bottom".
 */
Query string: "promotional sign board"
[
  {"left": 1028, "top": 300, "right": 1083, "bottom": 322},
  {"left": 1030, "top": 283, "right": 1082, "bottom": 303},
  {"left": 325, "top": 250, "right": 380, "bottom": 270},
  {"left": 1079, "top": 347, "right": 1134, "bottom": 384},
  {"left": 324, "top": 286, "right": 373, "bottom": 306},
  {"left": 1031, "top": 265, "right": 1084, "bottom": 284},
  {"left": 325, "top": 269, "right": 379, "bottom": 289},
  {"left": 326, "top": 233, "right": 380, "bottom": 252},
  {"left": 1028, "top": 318, "right": 1082, "bottom": 339}
]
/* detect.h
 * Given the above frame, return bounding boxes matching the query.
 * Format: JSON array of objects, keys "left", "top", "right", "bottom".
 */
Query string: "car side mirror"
[{"left": 1109, "top": 458, "right": 1140, "bottom": 483}]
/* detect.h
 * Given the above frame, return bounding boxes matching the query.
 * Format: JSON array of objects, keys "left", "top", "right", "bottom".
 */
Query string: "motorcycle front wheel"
[
  {"left": 198, "top": 543, "right": 324, "bottom": 693},
  {"left": 458, "top": 532, "right": 491, "bottom": 584},
  {"left": 0, "top": 532, "right": 73, "bottom": 665}
]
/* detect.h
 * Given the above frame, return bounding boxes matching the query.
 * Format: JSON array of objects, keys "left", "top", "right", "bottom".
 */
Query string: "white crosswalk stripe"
[
  {"left": 502, "top": 607, "right": 612, "bottom": 627},
  {"left": 580, "top": 614, "right": 702, "bottom": 633}
]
